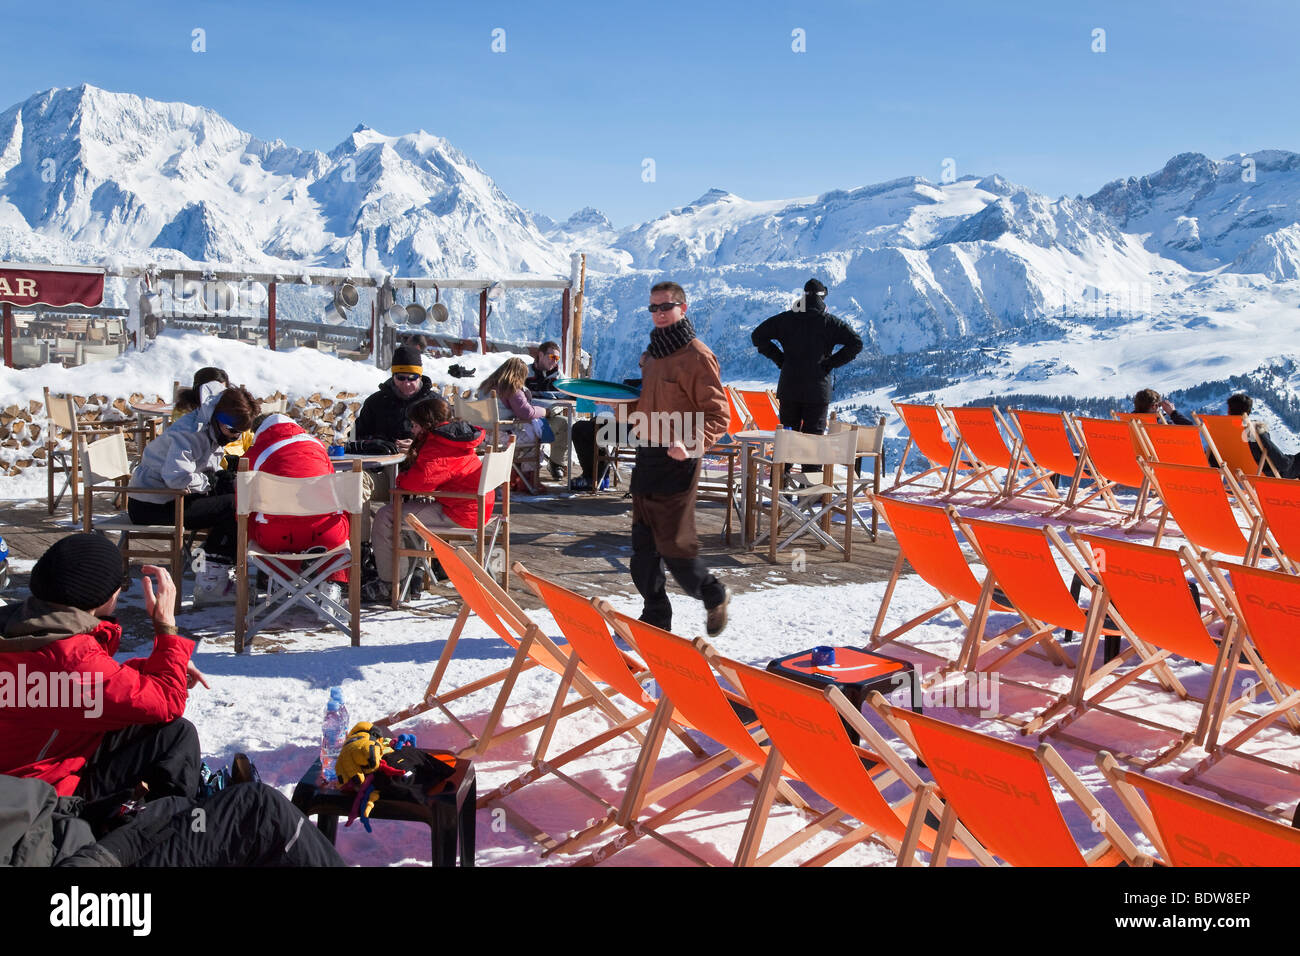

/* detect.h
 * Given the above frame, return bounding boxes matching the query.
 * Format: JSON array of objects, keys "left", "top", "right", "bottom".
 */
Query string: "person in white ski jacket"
[{"left": 127, "top": 383, "right": 259, "bottom": 562}]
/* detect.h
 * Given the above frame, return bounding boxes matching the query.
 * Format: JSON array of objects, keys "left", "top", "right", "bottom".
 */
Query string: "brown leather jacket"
[{"left": 629, "top": 338, "right": 729, "bottom": 458}]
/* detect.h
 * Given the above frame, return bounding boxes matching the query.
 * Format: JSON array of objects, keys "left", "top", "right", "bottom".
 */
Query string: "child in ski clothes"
[
  {"left": 245, "top": 414, "right": 351, "bottom": 583},
  {"left": 370, "top": 397, "right": 494, "bottom": 584}
]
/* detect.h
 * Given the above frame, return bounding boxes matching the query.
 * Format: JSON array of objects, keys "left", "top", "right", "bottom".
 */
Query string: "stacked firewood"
[{"left": 0, "top": 390, "right": 364, "bottom": 477}]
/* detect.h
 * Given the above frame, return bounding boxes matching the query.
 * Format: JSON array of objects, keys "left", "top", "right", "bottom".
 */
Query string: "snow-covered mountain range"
[{"left": 3, "top": 84, "right": 1300, "bottom": 421}]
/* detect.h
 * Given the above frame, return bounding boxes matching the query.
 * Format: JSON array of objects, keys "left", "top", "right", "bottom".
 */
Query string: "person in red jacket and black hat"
[
  {"left": 0, "top": 535, "right": 347, "bottom": 867},
  {"left": 366, "top": 396, "right": 492, "bottom": 600},
  {"left": 0, "top": 535, "right": 206, "bottom": 803}
]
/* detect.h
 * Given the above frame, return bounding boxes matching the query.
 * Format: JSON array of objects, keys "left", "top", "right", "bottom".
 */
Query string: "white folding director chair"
[
  {"left": 748, "top": 428, "right": 860, "bottom": 562},
  {"left": 234, "top": 459, "right": 365, "bottom": 653}
]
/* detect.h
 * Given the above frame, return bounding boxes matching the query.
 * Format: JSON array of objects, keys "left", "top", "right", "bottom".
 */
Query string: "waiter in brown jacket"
[{"left": 624, "top": 281, "right": 731, "bottom": 636}]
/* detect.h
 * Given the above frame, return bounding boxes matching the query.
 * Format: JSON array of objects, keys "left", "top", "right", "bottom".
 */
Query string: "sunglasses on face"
[
  {"left": 647, "top": 302, "right": 683, "bottom": 314},
  {"left": 393, "top": 374, "right": 421, "bottom": 383}
]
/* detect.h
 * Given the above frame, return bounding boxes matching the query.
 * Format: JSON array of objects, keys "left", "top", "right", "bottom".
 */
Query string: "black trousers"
[
  {"left": 571, "top": 416, "right": 634, "bottom": 479},
  {"left": 76, "top": 786, "right": 345, "bottom": 867},
  {"left": 630, "top": 489, "right": 725, "bottom": 632},
  {"left": 128, "top": 492, "right": 237, "bottom": 560},
  {"left": 77, "top": 718, "right": 203, "bottom": 814},
  {"left": 779, "top": 400, "right": 830, "bottom": 471}
]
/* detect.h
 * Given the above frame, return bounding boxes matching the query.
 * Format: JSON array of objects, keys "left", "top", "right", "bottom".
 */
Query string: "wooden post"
[
  {"left": 2, "top": 302, "right": 12, "bottom": 369},
  {"left": 479, "top": 289, "right": 488, "bottom": 355},
  {"left": 571, "top": 255, "right": 586, "bottom": 375},
  {"left": 266, "top": 281, "right": 277, "bottom": 351},
  {"left": 560, "top": 287, "right": 571, "bottom": 376}
]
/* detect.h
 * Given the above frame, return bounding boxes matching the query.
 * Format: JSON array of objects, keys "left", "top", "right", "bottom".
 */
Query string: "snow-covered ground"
[{"left": 3, "top": 334, "right": 1296, "bottom": 866}]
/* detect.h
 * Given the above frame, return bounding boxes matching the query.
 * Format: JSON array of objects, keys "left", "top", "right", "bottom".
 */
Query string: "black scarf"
[{"left": 647, "top": 318, "right": 697, "bottom": 359}]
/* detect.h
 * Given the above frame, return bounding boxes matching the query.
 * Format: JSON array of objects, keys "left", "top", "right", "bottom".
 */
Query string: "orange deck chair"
[
  {"left": 1240, "top": 474, "right": 1300, "bottom": 572},
  {"left": 378, "top": 521, "right": 630, "bottom": 775},
  {"left": 891, "top": 402, "right": 996, "bottom": 495},
  {"left": 729, "top": 662, "right": 993, "bottom": 866},
  {"left": 1055, "top": 532, "right": 1250, "bottom": 766},
  {"left": 502, "top": 563, "right": 712, "bottom": 855},
  {"left": 575, "top": 607, "right": 810, "bottom": 867},
  {"left": 734, "top": 388, "right": 781, "bottom": 432},
  {"left": 1197, "top": 412, "right": 1282, "bottom": 478},
  {"left": 954, "top": 517, "right": 1130, "bottom": 729},
  {"left": 869, "top": 496, "right": 1027, "bottom": 669},
  {"left": 1070, "top": 416, "right": 1155, "bottom": 522},
  {"left": 1134, "top": 421, "right": 1209, "bottom": 468},
  {"left": 1008, "top": 409, "right": 1095, "bottom": 510},
  {"left": 1183, "top": 560, "right": 1300, "bottom": 805},
  {"left": 1142, "top": 460, "right": 1271, "bottom": 562},
  {"left": 873, "top": 698, "right": 1149, "bottom": 866},
  {"left": 1099, "top": 752, "right": 1300, "bottom": 866},
  {"left": 947, "top": 405, "right": 1061, "bottom": 506}
]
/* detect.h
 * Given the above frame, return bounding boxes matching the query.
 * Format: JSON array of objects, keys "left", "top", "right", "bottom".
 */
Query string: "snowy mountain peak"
[
  {"left": 0, "top": 85, "right": 568, "bottom": 278},
  {"left": 563, "top": 206, "right": 614, "bottom": 231}
]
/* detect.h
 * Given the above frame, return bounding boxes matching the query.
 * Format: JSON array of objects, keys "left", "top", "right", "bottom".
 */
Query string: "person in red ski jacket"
[
  {"left": 368, "top": 396, "right": 492, "bottom": 593},
  {"left": 245, "top": 413, "right": 351, "bottom": 583},
  {"left": 0, "top": 534, "right": 207, "bottom": 799}
]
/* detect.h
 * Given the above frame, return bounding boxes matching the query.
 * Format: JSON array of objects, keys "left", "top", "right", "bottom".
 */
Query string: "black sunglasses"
[
  {"left": 647, "top": 302, "right": 683, "bottom": 314},
  {"left": 393, "top": 373, "right": 421, "bottom": 383}
]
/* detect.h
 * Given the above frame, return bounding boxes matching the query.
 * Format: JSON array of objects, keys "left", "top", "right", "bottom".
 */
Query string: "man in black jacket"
[
  {"left": 751, "top": 278, "right": 863, "bottom": 442},
  {"left": 525, "top": 341, "right": 563, "bottom": 396},
  {"left": 356, "top": 344, "right": 435, "bottom": 452}
]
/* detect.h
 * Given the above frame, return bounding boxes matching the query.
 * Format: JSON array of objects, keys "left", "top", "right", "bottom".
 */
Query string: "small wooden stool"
[{"left": 291, "top": 751, "right": 476, "bottom": 867}]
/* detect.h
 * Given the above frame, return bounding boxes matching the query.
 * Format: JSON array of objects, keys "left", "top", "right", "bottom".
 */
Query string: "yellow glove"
[{"left": 334, "top": 722, "right": 393, "bottom": 787}]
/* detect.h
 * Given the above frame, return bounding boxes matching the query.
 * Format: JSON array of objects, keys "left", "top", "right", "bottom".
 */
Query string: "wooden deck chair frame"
[
  {"left": 1066, "top": 415, "right": 1156, "bottom": 524},
  {"left": 890, "top": 402, "right": 996, "bottom": 496},
  {"left": 1238, "top": 473, "right": 1300, "bottom": 573},
  {"left": 45, "top": 387, "right": 118, "bottom": 524},
  {"left": 1052, "top": 531, "right": 1252, "bottom": 767},
  {"left": 487, "top": 563, "right": 711, "bottom": 855},
  {"left": 730, "top": 663, "right": 996, "bottom": 867},
  {"left": 1178, "top": 560, "right": 1300, "bottom": 808},
  {"left": 867, "top": 496, "right": 1028, "bottom": 672},
  {"left": 1008, "top": 408, "right": 1108, "bottom": 513},
  {"left": 828, "top": 416, "right": 886, "bottom": 540},
  {"left": 233, "top": 459, "right": 364, "bottom": 653},
  {"left": 378, "top": 523, "right": 632, "bottom": 778},
  {"left": 1097, "top": 751, "right": 1300, "bottom": 865},
  {"left": 950, "top": 515, "right": 1133, "bottom": 729},
  {"left": 747, "top": 428, "right": 859, "bottom": 562},
  {"left": 1141, "top": 459, "right": 1274, "bottom": 563},
  {"left": 80, "top": 431, "right": 187, "bottom": 615},
  {"left": 872, "top": 696, "right": 1149, "bottom": 867},
  {"left": 1196, "top": 412, "right": 1282, "bottom": 479},
  {"left": 948, "top": 404, "right": 1064, "bottom": 507},
  {"left": 390, "top": 436, "right": 514, "bottom": 605},
  {"left": 574, "top": 607, "right": 812, "bottom": 867}
]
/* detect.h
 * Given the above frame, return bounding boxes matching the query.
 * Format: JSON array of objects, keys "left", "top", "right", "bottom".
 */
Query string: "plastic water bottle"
[{"left": 319, "top": 687, "right": 349, "bottom": 784}]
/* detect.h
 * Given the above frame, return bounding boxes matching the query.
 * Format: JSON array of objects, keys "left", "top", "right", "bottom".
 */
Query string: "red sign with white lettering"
[{"left": 0, "top": 266, "right": 105, "bottom": 307}]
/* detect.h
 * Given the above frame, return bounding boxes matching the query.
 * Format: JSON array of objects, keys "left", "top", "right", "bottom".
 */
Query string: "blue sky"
[{"left": 3, "top": 0, "right": 1298, "bottom": 227}]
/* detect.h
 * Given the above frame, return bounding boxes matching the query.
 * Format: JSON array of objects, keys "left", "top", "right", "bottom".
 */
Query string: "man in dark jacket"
[
  {"left": 356, "top": 344, "right": 435, "bottom": 451},
  {"left": 751, "top": 278, "right": 863, "bottom": 440},
  {"left": 525, "top": 340, "right": 563, "bottom": 396}
]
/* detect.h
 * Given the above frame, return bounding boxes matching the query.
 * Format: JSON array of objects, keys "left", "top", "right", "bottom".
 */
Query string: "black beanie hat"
[
  {"left": 804, "top": 278, "right": 827, "bottom": 298},
  {"left": 30, "top": 533, "right": 123, "bottom": 611},
  {"left": 391, "top": 345, "right": 423, "bottom": 376}
]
